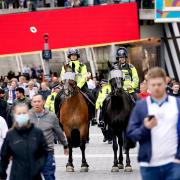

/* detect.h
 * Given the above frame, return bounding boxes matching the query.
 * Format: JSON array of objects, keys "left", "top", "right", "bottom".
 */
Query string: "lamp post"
[{"left": 42, "top": 33, "right": 52, "bottom": 81}]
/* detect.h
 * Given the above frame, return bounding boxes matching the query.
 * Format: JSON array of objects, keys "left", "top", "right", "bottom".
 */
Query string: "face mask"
[{"left": 15, "top": 114, "right": 29, "bottom": 127}]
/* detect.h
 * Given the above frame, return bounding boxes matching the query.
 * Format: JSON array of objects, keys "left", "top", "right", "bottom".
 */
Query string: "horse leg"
[
  {"left": 80, "top": 140, "right": 89, "bottom": 172},
  {"left": 86, "top": 122, "right": 90, "bottom": 143},
  {"left": 107, "top": 126, "right": 113, "bottom": 144},
  {"left": 124, "top": 148, "right": 132, "bottom": 172},
  {"left": 66, "top": 142, "right": 74, "bottom": 172},
  {"left": 111, "top": 134, "right": 119, "bottom": 172},
  {"left": 118, "top": 133, "right": 124, "bottom": 169}
]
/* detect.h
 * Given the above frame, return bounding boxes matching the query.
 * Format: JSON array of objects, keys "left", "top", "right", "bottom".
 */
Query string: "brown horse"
[{"left": 59, "top": 63, "right": 89, "bottom": 172}]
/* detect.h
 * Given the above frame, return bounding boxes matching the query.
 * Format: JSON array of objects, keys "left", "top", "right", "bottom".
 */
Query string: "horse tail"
[{"left": 71, "top": 129, "right": 80, "bottom": 148}]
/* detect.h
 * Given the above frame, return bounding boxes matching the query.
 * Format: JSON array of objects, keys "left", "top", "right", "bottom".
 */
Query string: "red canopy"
[{"left": 0, "top": 3, "right": 139, "bottom": 55}]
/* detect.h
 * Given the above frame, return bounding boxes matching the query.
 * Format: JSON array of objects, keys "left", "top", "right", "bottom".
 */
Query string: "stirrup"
[
  {"left": 91, "top": 118, "right": 97, "bottom": 126},
  {"left": 98, "top": 121, "right": 105, "bottom": 129}
]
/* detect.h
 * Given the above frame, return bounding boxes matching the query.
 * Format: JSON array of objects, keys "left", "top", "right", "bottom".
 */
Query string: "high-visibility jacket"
[
  {"left": 45, "top": 92, "right": 57, "bottom": 112},
  {"left": 96, "top": 84, "right": 111, "bottom": 110},
  {"left": 60, "top": 60, "right": 87, "bottom": 89},
  {"left": 121, "top": 63, "right": 139, "bottom": 93}
]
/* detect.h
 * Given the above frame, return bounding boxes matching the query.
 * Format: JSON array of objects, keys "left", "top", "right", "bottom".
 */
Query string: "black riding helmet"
[
  {"left": 116, "top": 47, "right": 128, "bottom": 60},
  {"left": 67, "top": 48, "right": 80, "bottom": 59}
]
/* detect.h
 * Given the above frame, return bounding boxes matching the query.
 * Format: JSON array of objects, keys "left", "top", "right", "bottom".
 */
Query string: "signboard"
[
  {"left": 155, "top": 0, "right": 180, "bottom": 22},
  {"left": 0, "top": 3, "right": 139, "bottom": 55},
  {"left": 164, "top": 0, "right": 180, "bottom": 11}
]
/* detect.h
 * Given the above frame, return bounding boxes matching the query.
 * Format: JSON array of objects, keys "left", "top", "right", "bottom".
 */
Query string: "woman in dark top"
[{"left": 0, "top": 103, "right": 48, "bottom": 180}]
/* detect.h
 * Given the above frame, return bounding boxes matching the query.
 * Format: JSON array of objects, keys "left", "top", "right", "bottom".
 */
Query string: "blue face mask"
[{"left": 15, "top": 114, "right": 29, "bottom": 127}]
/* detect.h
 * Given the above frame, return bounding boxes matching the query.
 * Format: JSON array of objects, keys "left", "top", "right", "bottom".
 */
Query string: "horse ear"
[
  {"left": 108, "top": 61, "right": 112, "bottom": 69},
  {"left": 71, "top": 62, "right": 75, "bottom": 72}
]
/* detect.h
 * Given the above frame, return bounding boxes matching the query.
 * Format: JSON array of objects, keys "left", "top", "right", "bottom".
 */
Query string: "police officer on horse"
[
  {"left": 54, "top": 48, "right": 96, "bottom": 125},
  {"left": 115, "top": 47, "right": 139, "bottom": 101},
  {"left": 98, "top": 47, "right": 139, "bottom": 128}
]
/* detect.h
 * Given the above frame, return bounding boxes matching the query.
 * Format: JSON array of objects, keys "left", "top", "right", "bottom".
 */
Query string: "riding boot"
[
  {"left": 81, "top": 84, "right": 97, "bottom": 125},
  {"left": 98, "top": 110, "right": 105, "bottom": 129},
  {"left": 98, "top": 98, "right": 109, "bottom": 129},
  {"left": 54, "top": 90, "right": 65, "bottom": 130},
  {"left": 54, "top": 90, "right": 64, "bottom": 116}
]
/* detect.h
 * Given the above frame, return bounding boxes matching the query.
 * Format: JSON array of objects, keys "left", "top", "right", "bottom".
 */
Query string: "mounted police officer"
[
  {"left": 115, "top": 47, "right": 139, "bottom": 101},
  {"left": 98, "top": 47, "right": 139, "bottom": 129},
  {"left": 54, "top": 48, "right": 96, "bottom": 125},
  {"left": 96, "top": 79, "right": 112, "bottom": 143}
]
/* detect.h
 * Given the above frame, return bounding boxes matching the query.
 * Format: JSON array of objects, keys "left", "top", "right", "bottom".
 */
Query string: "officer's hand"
[
  {"left": 144, "top": 117, "right": 157, "bottom": 129},
  {"left": 127, "top": 85, "right": 133, "bottom": 91},
  {"left": 64, "top": 148, "right": 69, "bottom": 156}
]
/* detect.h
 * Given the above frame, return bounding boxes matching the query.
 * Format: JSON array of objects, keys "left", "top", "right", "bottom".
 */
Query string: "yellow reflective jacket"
[
  {"left": 96, "top": 84, "right": 111, "bottom": 110},
  {"left": 60, "top": 60, "right": 87, "bottom": 89},
  {"left": 121, "top": 64, "right": 139, "bottom": 93},
  {"left": 45, "top": 92, "right": 57, "bottom": 112}
]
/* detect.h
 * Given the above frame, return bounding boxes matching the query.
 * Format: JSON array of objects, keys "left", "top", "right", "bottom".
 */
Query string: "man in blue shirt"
[{"left": 127, "top": 67, "right": 180, "bottom": 180}]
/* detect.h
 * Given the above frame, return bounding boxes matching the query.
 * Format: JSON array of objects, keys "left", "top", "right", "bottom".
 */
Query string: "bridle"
[
  {"left": 63, "top": 79, "right": 79, "bottom": 98},
  {"left": 109, "top": 68, "right": 123, "bottom": 96}
]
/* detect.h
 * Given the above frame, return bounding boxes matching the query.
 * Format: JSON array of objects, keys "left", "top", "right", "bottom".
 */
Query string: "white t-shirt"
[
  {"left": 140, "top": 96, "right": 178, "bottom": 167},
  {"left": 0, "top": 116, "right": 8, "bottom": 151}
]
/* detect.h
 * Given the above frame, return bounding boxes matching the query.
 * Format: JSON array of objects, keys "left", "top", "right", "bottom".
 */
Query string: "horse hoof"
[
  {"left": 66, "top": 166, "right": 74, "bottom": 172},
  {"left": 124, "top": 166, "right": 132, "bottom": 172},
  {"left": 111, "top": 166, "right": 119, "bottom": 172},
  {"left": 118, "top": 164, "right": 124, "bottom": 169},
  {"left": 80, "top": 166, "right": 89, "bottom": 172}
]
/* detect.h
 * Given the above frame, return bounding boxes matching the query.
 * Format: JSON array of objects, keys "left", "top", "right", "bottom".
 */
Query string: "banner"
[
  {"left": 155, "top": 0, "right": 180, "bottom": 22},
  {"left": 164, "top": 0, "right": 180, "bottom": 11},
  {"left": 0, "top": 3, "right": 139, "bottom": 56}
]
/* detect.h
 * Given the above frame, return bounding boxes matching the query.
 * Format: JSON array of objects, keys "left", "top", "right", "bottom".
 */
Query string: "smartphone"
[{"left": 147, "top": 115, "right": 155, "bottom": 121}]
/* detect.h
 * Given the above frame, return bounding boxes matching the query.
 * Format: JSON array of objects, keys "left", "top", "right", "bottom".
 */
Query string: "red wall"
[{"left": 0, "top": 3, "right": 139, "bottom": 55}]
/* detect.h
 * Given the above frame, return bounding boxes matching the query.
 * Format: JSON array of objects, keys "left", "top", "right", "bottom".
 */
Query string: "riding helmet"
[
  {"left": 67, "top": 48, "right": 80, "bottom": 59},
  {"left": 116, "top": 47, "right": 128, "bottom": 60}
]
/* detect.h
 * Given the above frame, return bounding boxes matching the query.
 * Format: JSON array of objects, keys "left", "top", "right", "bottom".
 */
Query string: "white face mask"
[{"left": 15, "top": 114, "right": 29, "bottom": 127}]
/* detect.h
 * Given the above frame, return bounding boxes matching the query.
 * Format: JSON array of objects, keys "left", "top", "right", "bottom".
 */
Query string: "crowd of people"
[
  {"left": 0, "top": 47, "right": 180, "bottom": 179},
  {"left": 0, "top": 0, "right": 154, "bottom": 11}
]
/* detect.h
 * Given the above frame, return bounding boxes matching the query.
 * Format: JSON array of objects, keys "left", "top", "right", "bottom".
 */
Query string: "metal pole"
[
  {"left": 19, "top": 55, "right": 24, "bottom": 73},
  {"left": 90, "top": 48, "right": 97, "bottom": 77},
  {"left": 15, "top": 55, "right": 21, "bottom": 73},
  {"left": 64, "top": 50, "right": 69, "bottom": 64},
  {"left": 39, "top": 52, "right": 46, "bottom": 75},
  {"left": 85, "top": 48, "right": 96, "bottom": 77},
  {"left": 42, "top": 33, "right": 51, "bottom": 81},
  {"left": 110, "top": 44, "right": 116, "bottom": 62}
]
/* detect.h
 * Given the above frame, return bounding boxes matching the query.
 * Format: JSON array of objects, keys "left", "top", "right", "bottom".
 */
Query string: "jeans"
[
  {"left": 140, "top": 163, "right": 180, "bottom": 180},
  {"left": 42, "top": 154, "right": 56, "bottom": 180}
]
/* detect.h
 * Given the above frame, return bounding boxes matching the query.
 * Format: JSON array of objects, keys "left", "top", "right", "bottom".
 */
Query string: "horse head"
[
  {"left": 63, "top": 63, "right": 78, "bottom": 98},
  {"left": 108, "top": 61, "right": 123, "bottom": 95}
]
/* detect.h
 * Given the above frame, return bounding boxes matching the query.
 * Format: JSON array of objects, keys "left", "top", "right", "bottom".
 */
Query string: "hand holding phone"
[
  {"left": 144, "top": 115, "right": 157, "bottom": 129},
  {"left": 147, "top": 115, "right": 155, "bottom": 121}
]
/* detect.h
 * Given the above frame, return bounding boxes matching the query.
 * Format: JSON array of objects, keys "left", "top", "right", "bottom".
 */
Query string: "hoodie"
[{"left": 29, "top": 109, "right": 68, "bottom": 152}]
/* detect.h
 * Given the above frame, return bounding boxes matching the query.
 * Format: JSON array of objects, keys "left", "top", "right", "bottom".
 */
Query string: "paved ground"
[{"left": 55, "top": 126, "right": 141, "bottom": 180}]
